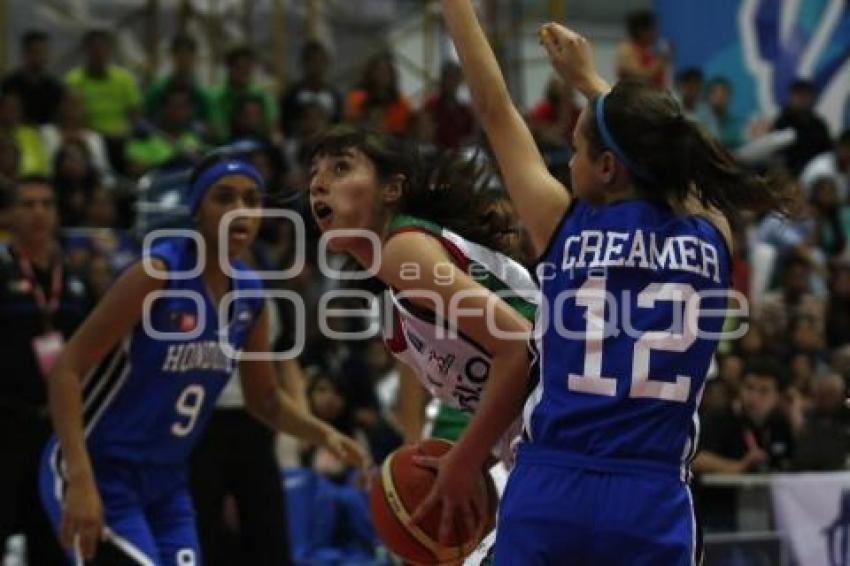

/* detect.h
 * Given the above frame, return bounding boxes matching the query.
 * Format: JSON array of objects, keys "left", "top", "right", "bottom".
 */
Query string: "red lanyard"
[{"left": 13, "top": 245, "right": 63, "bottom": 325}]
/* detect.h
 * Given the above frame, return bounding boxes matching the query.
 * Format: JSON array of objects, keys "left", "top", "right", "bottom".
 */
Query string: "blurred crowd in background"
[{"left": 2, "top": 7, "right": 850, "bottom": 564}]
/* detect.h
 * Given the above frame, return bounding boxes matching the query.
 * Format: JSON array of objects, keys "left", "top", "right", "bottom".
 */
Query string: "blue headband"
[
  {"left": 188, "top": 159, "right": 265, "bottom": 214},
  {"left": 594, "top": 94, "right": 654, "bottom": 182}
]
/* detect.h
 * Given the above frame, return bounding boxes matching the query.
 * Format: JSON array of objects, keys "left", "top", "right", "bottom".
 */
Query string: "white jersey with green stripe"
[{"left": 383, "top": 214, "right": 538, "bottom": 415}]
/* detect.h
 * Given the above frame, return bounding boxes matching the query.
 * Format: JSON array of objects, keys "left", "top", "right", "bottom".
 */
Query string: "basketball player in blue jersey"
[
  {"left": 437, "top": 2, "right": 793, "bottom": 564},
  {"left": 307, "top": 125, "right": 537, "bottom": 547},
  {"left": 39, "top": 152, "right": 366, "bottom": 565}
]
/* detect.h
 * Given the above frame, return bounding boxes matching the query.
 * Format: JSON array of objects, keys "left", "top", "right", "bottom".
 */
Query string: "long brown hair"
[
  {"left": 584, "top": 80, "right": 796, "bottom": 220},
  {"left": 306, "top": 125, "right": 512, "bottom": 254}
]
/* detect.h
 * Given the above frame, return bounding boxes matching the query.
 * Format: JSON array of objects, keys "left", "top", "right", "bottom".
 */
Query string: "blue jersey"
[
  {"left": 522, "top": 199, "right": 731, "bottom": 479},
  {"left": 82, "top": 238, "right": 264, "bottom": 464}
]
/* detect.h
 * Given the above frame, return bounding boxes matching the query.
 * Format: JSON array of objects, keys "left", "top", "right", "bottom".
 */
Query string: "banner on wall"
[
  {"left": 655, "top": 0, "right": 850, "bottom": 134},
  {"left": 771, "top": 472, "right": 850, "bottom": 566}
]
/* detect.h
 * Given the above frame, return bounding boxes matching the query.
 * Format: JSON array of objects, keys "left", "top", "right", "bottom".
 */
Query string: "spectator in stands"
[
  {"left": 697, "top": 357, "right": 795, "bottom": 474},
  {"left": 144, "top": 34, "right": 211, "bottom": 130},
  {"left": 810, "top": 177, "right": 850, "bottom": 257},
  {"left": 126, "top": 86, "right": 205, "bottom": 177},
  {"left": 800, "top": 129, "right": 850, "bottom": 202},
  {"left": 0, "top": 177, "right": 92, "bottom": 565},
  {"left": 65, "top": 29, "right": 142, "bottom": 175},
  {"left": 283, "top": 101, "right": 331, "bottom": 189},
  {"left": 701, "top": 77, "right": 744, "bottom": 149},
  {"left": 674, "top": 67, "right": 704, "bottom": 121},
  {"left": 40, "top": 91, "right": 113, "bottom": 183},
  {"left": 773, "top": 79, "right": 833, "bottom": 175},
  {"left": 62, "top": 185, "right": 135, "bottom": 301},
  {"left": 421, "top": 61, "right": 475, "bottom": 149},
  {"left": 615, "top": 10, "right": 669, "bottom": 89},
  {"left": 339, "top": 339, "right": 403, "bottom": 464},
  {"left": 229, "top": 94, "right": 275, "bottom": 143},
  {"left": 754, "top": 179, "right": 824, "bottom": 282},
  {"left": 0, "top": 91, "right": 48, "bottom": 176},
  {"left": 528, "top": 75, "right": 580, "bottom": 149},
  {"left": 755, "top": 256, "right": 824, "bottom": 344},
  {"left": 826, "top": 260, "right": 850, "bottom": 349},
  {"left": 344, "top": 52, "right": 412, "bottom": 137},
  {"left": 0, "top": 30, "right": 64, "bottom": 125},
  {"left": 52, "top": 140, "right": 101, "bottom": 227},
  {"left": 792, "top": 373, "right": 850, "bottom": 470},
  {"left": 211, "top": 46, "right": 277, "bottom": 142},
  {"left": 279, "top": 40, "right": 342, "bottom": 136}
]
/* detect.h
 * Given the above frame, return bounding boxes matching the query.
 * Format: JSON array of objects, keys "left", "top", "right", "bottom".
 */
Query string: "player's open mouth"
[
  {"left": 313, "top": 202, "right": 333, "bottom": 225},
  {"left": 229, "top": 223, "right": 251, "bottom": 243}
]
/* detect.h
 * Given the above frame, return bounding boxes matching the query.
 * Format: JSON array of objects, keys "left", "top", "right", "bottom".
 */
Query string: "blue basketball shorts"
[
  {"left": 39, "top": 439, "right": 200, "bottom": 566},
  {"left": 493, "top": 446, "right": 701, "bottom": 566}
]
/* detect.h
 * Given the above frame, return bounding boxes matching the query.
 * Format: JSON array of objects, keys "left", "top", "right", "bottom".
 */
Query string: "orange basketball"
[{"left": 369, "top": 438, "right": 498, "bottom": 565}]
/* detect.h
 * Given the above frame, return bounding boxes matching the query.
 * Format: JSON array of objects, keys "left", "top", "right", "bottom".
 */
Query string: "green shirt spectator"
[
  {"left": 144, "top": 35, "right": 210, "bottom": 125},
  {"left": 125, "top": 131, "right": 204, "bottom": 173},
  {"left": 210, "top": 46, "right": 277, "bottom": 141},
  {"left": 146, "top": 77, "right": 210, "bottom": 123},
  {"left": 126, "top": 85, "right": 204, "bottom": 177},
  {"left": 65, "top": 65, "right": 141, "bottom": 137}
]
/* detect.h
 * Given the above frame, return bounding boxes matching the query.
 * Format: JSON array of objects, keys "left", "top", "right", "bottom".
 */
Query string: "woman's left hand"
[
  {"left": 409, "top": 449, "right": 485, "bottom": 544},
  {"left": 322, "top": 428, "right": 370, "bottom": 471}
]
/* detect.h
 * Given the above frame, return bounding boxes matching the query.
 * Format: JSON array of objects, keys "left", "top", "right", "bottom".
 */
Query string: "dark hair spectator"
[
  {"left": 144, "top": 34, "right": 211, "bottom": 130},
  {"left": 210, "top": 45, "right": 277, "bottom": 142},
  {"left": 52, "top": 140, "right": 101, "bottom": 226},
  {"left": 800, "top": 128, "right": 850, "bottom": 202},
  {"left": 774, "top": 78, "right": 833, "bottom": 174},
  {"left": 280, "top": 40, "right": 342, "bottom": 135},
  {"left": 421, "top": 61, "right": 476, "bottom": 149},
  {"left": 344, "top": 52, "right": 412, "bottom": 136},
  {"left": 616, "top": 10, "right": 668, "bottom": 89},
  {"left": 675, "top": 67, "right": 704, "bottom": 119},
  {"left": 0, "top": 29, "right": 64, "bottom": 125}
]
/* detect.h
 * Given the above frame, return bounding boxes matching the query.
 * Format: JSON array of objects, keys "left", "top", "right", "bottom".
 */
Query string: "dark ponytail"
[
  {"left": 586, "top": 80, "right": 796, "bottom": 220},
  {"left": 306, "top": 125, "right": 512, "bottom": 254}
]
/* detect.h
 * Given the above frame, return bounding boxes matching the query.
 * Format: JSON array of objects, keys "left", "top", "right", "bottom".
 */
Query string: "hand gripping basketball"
[{"left": 369, "top": 439, "right": 497, "bottom": 565}]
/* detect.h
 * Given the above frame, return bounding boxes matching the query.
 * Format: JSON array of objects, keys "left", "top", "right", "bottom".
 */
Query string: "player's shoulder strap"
[
  {"left": 388, "top": 214, "right": 537, "bottom": 322},
  {"left": 387, "top": 214, "right": 469, "bottom": 269}
]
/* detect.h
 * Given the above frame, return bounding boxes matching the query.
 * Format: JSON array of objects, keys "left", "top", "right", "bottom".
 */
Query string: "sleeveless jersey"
[
  {"left": 522, "top": 199, "right": 731, "bottom": 479},
  {"left": 383, "top": 215, "right": 537, "bottom": 414},
  {"left": 81, "top": 238, "right": 264, "bottom": 464}
]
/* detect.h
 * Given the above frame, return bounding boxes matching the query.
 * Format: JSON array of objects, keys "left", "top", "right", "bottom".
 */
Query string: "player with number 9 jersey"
[{"left": 39, "top": 152, "right": 366, "bottom": 566}]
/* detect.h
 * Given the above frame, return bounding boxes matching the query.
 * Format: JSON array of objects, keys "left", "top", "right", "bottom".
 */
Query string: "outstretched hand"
[
  {"left": 409, "top": 451, "right": 484, "bottom": 545},
  {"left": 323, "top": 428, "right": 370, "bottom": 471},
  {"left": 538, "top": 23, "right": 609, "bottom": 98}
]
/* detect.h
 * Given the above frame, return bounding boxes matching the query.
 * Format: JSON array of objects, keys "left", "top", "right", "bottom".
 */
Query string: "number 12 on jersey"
[{"left": 568, "top": 278, "right": 697, "bottom": 403}]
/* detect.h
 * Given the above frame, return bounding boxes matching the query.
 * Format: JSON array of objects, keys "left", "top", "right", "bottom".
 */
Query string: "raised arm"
[{"left": 441, "top": 0, "right": 570, "bottom": 255}]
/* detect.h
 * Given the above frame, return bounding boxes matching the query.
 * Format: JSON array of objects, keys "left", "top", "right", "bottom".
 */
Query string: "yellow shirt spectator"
[{"left": 65, "top": 66, "right": 141, "bottom": 137}]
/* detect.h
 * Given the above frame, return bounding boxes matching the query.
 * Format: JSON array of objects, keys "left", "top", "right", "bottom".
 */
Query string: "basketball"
[{"left": 368, "top": 438, "right": 498, "bottom": 565}]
